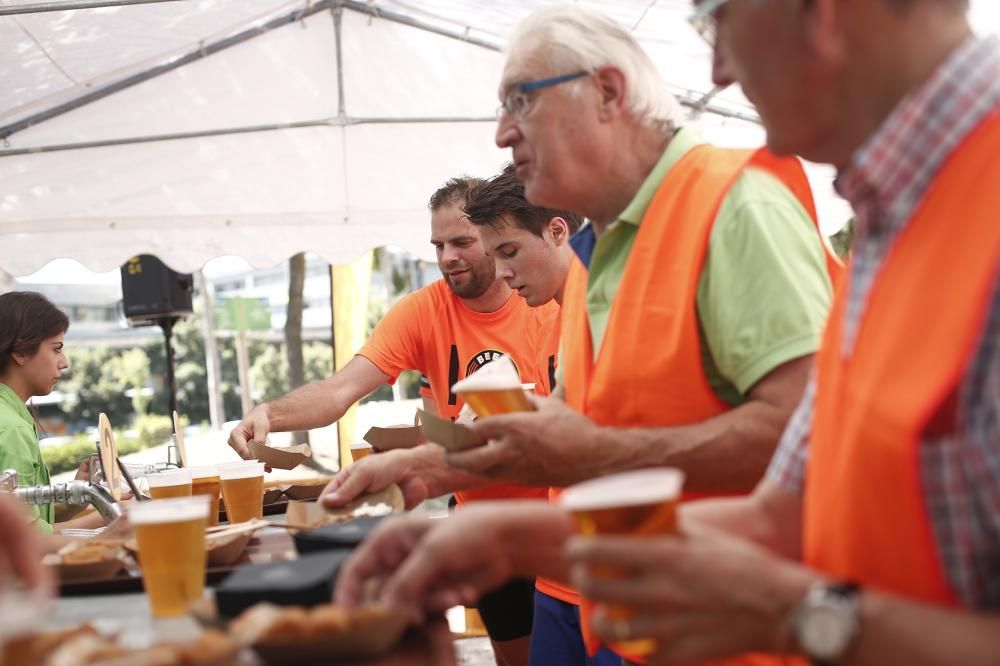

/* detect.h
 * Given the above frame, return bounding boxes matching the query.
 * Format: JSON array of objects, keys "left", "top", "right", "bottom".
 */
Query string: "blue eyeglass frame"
[{"left": 498, "top": 70, "right": 590, "bottom": 118}]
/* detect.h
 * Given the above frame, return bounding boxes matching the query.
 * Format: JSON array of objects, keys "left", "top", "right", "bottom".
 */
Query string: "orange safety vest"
[
  {"left": 806, "top": 108, "right": 1000, "bottom": 606},
  {"left": 543, "top": 144, "right": 840, "bottom": 664}
]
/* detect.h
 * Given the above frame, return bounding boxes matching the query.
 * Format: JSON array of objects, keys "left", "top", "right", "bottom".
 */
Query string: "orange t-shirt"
[{"left": 357, "top": 279, "right": 559, "bottom": 502}]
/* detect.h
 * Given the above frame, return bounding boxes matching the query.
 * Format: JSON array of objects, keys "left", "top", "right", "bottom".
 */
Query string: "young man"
[{"left": 227, "top": 176, "right": 557, "bottom": 665}]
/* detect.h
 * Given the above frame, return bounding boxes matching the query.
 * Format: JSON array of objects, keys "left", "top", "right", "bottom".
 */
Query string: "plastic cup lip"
[
  {"left": 350, "top": 442, "right": 373, "bottom": 450},
  {"left": 559, "top": 468, "right": 685, "bottom": 513},
  {"left": 219, "top": 462, "right": 266, "bottom": 480},
  {"left": 126, "top": 495, "right": 211, "bottom": 523},
  {"left": 146, "top": 468, "right": 193, "bottom": 488},
  {"left": 186, "top": 465, "right": 220, "bottom": 479}
]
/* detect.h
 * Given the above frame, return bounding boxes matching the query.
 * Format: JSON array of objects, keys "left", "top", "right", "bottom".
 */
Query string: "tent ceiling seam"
[
  {"left": 9, "top": 15, "right": 83, "bottom": 89},
  {"left": 631, "top": 0, "right": 659, "bottom": 31},
  {"left": 0, "top": 0, "right": 508, "bottom": 142}
]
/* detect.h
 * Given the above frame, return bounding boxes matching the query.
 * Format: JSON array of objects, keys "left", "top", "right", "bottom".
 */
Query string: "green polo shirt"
[
  {"left": 562, "top": 128, "right": 833, "bottom": 405},
  {"left": 0, "top": 383, "right": 54, "bottom": 532}
]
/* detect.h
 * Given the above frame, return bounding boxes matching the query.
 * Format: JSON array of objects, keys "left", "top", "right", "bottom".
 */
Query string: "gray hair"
[{"left": 506, "top": 4, "right": 684, "bottom": 132}]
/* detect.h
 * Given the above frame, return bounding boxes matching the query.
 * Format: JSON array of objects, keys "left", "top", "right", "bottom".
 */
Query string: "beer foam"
[
  {"left": 127, "top": 496, "right": 210, "bottom": 524},
  {"left": 147, "top": 468, "right": 192, "bottom": 488},
  {"left": 219, "top": 462, "right": 265, "bottom": 480},
  {"left": 451, "top": 355, "right": 521, "bottom": 392},
  {"left": 559, "top": 468, "right": 685, "bottom": 512},
  {"left": 187, "top": 465, "right": 219, "bottom": 480}
]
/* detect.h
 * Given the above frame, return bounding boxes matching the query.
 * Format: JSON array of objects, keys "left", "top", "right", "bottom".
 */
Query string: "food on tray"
[
  {"left": 6, "top": 627, "right": 237, "bottom": 666},
  {"left": 229, "top": 602, "right": 409, "bottom": 659},
  {"left": 58, "top": 539, "right": 126, "bottom": 565}
]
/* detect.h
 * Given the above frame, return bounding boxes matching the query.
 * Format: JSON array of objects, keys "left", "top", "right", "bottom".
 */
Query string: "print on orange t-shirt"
[{"left": 357, "top": 279, "right": 559, "bottom": 502}]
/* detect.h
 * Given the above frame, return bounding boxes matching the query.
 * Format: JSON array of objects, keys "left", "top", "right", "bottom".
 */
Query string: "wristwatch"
[{"left": 793, "top": 581, "right": 861, "bottom": 665}]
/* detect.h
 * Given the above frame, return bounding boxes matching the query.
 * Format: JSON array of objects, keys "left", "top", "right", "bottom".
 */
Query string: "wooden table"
[{"left": 52, "top": 525, "right": 459, "bottom": 664}]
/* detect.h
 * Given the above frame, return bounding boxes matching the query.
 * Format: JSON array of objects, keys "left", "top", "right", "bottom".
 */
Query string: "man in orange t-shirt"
[{"left": 227, "top": 175, "right": 562, "bottom": 663}]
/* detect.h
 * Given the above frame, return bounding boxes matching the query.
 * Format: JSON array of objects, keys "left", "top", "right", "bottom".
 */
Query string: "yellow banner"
[{"left": 331, "top": 250, "right": 373, "bottom": 468}]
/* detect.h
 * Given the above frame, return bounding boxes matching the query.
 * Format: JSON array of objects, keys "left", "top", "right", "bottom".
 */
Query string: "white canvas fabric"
[{"left": 0, "top": 0, "right": 994, "bottom": 275}]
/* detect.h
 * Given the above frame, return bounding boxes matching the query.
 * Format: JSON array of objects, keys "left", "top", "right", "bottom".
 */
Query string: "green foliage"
[
  {"left": 145, "top": 310, "right": 255, "bottom": 424},
  {"left": 250, "top": 341, "right": 334, "bottom": 402},
  {"left": 60, "top": 346, "right": 150, "bottom": 427},
  {"left": 829, "top": 218, "right": 856, "bottom": 260},
  {"left": 132, "top": 413, "right": 177, "bottom": 449},
  {"left": 41, "top": 432, "right": 145, "bottom": 475}
]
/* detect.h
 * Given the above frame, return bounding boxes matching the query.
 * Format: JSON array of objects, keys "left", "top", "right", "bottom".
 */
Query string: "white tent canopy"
[{"left": 1, "top": 0, "right": 996, "bottom": 277}]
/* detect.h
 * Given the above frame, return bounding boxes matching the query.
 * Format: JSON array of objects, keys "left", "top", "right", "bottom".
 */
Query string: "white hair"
[{"left": 506, "top": 4, "right": 684, "bottom": 132}]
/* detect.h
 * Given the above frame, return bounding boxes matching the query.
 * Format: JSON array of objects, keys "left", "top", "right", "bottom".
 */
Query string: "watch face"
[{"left": 801, "top": 605, "right": 850, "bottom": 659}]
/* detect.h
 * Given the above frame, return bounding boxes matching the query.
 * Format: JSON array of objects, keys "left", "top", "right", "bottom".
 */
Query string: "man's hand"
[
  {"left": 227, "top": 405, "right": 271, "bottom": 459},
  {"left": 448, "top": 395, "right": 605, "bottom": 487},
  {"left": 566, "top": 524, "right": 815, "bottom": 663},
  {"left": 336, "top": 502, "right": 574, "bottom": 616},
  {"left": 0, "top": 493, "right": 53, "bottom": 597},
  {"left": 321, "top": 447, "right": 438, "bottom": 511}
]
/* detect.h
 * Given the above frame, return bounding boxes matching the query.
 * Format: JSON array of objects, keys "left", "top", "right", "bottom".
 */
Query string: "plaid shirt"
[{"left": 767, "top": 35, "right": 1000, "bottom": 609}]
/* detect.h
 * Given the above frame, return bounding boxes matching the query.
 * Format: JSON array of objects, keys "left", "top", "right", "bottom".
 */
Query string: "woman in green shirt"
[{"left": 0, "top": 291, "right": 71, "bottom": 534}]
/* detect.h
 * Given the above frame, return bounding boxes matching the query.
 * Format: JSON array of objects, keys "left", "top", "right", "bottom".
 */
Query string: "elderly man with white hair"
[{"left": 336, "top": 5, "right": 838, "bottom": 666}]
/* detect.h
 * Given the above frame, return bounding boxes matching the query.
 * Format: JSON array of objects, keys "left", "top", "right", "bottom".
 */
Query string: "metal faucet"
[{"left": 3, "top": 469, "right": 122, "bottom": 525}]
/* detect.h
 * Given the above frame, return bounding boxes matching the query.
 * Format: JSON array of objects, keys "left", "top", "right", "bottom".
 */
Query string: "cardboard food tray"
[
  {"left": 230, "top": 603, "right": 411, "bottom": 663},
  {"left": 285, "top": 484, "right": 404, "bottom": 531},
  {"left": 362, "top": 424, "right": 425, "bottom": 451},
  {"left": 281, "top": 479, "right": 332, "bottom": 502},
  {"left": 249, "top": 442, "right": 312, "bottom": 470},
  {"left": 416, "top": 409, "right": 483, "bottom": 452}
]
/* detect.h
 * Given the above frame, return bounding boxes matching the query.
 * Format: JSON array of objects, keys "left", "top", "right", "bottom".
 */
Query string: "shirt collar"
[
  {"left": 835, "top": 35, "right": 1000, "bottom": 237},
  {"left": 617, "top": 127, "right": 705, "bottom": 226},
  {"left": 0, "top": 383, "right": 34, "bottom": 430}
]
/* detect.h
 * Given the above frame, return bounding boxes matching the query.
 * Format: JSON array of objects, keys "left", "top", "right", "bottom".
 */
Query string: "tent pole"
[{"left": 0, "top": 0, "right": 184, "bottom": 15}]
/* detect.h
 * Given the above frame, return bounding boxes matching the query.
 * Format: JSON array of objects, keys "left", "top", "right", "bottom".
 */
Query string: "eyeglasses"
[
  {"left": 496, "top": 70, "right": 590, "bottom": 121},
  {"left": 688, "top": 0, "right": 733, "bottom": 48}
]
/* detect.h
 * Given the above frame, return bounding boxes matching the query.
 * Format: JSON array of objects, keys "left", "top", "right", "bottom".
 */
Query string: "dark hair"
[
  {"left": 463, "top": 164, "right": 584, "bottom": 237},
  {"left": 0, "top": 292, "right": 69, "bottom": 375},
  {"left": 428, "top": 176, "right": 486, "bottom": 212}
]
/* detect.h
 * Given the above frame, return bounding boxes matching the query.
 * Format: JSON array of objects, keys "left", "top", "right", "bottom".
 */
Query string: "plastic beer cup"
[
  {"left": 219, "top": 462, "right": 265, "bottom": 523},
  {"left": 560, "top": 468, "right": 685, "bottom": 656},
  {"left": 127, "top": 496, "right": 211, "bottom": 617},
  {"left": 146, "top": 468, "right": 192, "bottom": 500}
]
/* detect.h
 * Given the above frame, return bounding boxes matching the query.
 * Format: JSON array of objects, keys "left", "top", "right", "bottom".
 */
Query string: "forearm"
[
  {"left": 840, "top": 594, "right": 1000, "bottom": 666},
  {"left": 496, "top": 503, "right": 576, "bottom": 582},
  {"left": 682, "top": 481, "right": 803, "bottom": 560},
  {"left": 591, "top": 400, "right": 787, "bottom": 493},
  {"left": 417, "top": 445, "right": 507, "bottom": 497},
  {"left": 264, "top": 378, "right": 356, "bottom": 432}
]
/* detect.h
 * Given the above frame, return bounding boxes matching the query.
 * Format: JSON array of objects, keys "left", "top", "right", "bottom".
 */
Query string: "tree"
[
  {"left": 60, "top": 346, "right": 150, "bottom": 428},
  {"left": 286, "top": 253, "right": 307, "bottom": 445}
]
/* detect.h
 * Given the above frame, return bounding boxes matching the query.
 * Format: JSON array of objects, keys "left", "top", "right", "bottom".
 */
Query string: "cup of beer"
[
  {"left": 219, "top": 461, "right": 265, "bottom": 523},
  {"left": 559, "top": 468, "right": 685, "bottom": 656},
  {"left": 146, "top": 468, "right": 192, "bottom": 500},
  {"left": 451, "top": 356, "right": 534, "bottom": 417},
  {"left": 350, "top": 442, "right": 373, "bottom": 463},
  {"left": 127, "top": 496, "right": 211, "bottom": 617},
  {"left": 188, "top": 466, "right": 221, "bottom": 527}
]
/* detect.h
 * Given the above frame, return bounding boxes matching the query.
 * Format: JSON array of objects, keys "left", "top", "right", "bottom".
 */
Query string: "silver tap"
[{"left": 14, "top": 481, "right": 122, "bottom": 525}]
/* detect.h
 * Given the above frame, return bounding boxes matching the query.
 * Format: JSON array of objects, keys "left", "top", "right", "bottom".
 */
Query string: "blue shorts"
[{"left": 529, "top": 590, "right": 623, "bottom": 666}]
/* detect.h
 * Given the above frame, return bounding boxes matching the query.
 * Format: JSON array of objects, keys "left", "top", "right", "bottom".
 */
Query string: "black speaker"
[{"left": 120, "top": 255, "right": 193, "bottom": 323}]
